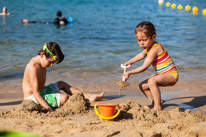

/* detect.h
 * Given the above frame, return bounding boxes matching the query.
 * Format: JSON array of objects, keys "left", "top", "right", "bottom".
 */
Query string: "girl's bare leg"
[
  {"left": 139, "top": 79, "right": 153, "bottom": 103},
  {"left": 147, "top": 74, "right": 176, "bottom": 110},
  {"left": 148, "top": 78, "right": 162, "bottom": 110},
  {"left": 139, "top": 74, "right": 158, "bottom": 101},
  {"left": 139, "top": 78, "right": 155, "bottom": 109}
]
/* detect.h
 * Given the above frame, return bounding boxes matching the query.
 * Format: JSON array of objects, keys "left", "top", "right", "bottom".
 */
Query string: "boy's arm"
[
  {"left": 125, "top": 50, "right": 146, "bottom": 66},
  {"left": 29, "top": 67, "right": 52, "bottom": 111}
]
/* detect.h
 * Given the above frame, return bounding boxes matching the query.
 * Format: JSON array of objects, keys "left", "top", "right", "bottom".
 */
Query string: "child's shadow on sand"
[
  {"left": 162, "top": 95, "right": 206, "bottom": 112},
  {"left": 0, "top": 100, "right": 22, "bottom": 106},
  {"left": 0, "top": 94, "right": 126, "bottom": 107}
]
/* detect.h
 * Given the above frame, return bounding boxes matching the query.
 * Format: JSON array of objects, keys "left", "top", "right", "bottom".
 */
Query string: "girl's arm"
[
  {"left": 124, "top": 50, "right": 146, "bottom": 66},
  {"left": 124, "top": 48, "right": 158, "bottom": 79},
  {"left": 29, "top": 66, "right": 53, "bottom": 111}
]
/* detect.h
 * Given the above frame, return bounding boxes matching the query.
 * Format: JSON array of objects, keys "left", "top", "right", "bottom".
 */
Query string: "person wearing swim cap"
[{"left": 54, "top": 11, "right": 69, "bottom": 25}]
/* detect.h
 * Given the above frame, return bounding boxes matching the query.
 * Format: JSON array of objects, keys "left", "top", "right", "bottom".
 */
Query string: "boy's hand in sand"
[{"left": 46, "top": 106, "right": 53, "bottom": 112}]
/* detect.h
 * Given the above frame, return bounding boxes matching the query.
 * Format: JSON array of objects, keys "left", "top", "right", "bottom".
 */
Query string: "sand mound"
[
  {"left": 0, "top": 93, "right": 90, "bottom": 119},
  {"left": 55, "top": 93, "right": 90, "bottom": 116},
  {"left": 16, "top": 100, "right": 44, "bottom": 112},
  {"left": 0, "top": 100, "right": 206, "bottom": 137},
  {"left": 119, "top": 101, "right": 206, "bottom": 122},
  {"left": 117, "top": 101, "right": 206, "bottom": 137}
]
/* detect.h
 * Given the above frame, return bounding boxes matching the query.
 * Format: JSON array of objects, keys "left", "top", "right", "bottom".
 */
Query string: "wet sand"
[{"left": 0, "top": 73, "right": 206, "bottom": 137}]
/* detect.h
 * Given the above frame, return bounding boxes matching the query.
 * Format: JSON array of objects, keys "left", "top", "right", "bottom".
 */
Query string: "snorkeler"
[{"left": 53, "top": 11, "right": 69, "bottom": 25}]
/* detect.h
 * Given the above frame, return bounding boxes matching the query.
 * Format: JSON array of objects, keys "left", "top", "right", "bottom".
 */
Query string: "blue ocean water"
[{"left": 0, "top": 0, "right": 206, "bottom": 81}]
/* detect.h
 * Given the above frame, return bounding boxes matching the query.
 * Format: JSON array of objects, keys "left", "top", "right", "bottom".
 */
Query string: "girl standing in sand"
[{"left": 122, "top": 21, "right": 178, "bottom": 110}]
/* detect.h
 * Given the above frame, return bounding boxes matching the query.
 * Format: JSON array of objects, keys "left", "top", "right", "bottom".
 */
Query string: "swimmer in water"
[
  {"left": 54, "top": 11, "right": 69, "bottom": 25},
  {"left": 21, "top": 19, "right": 51, "bottom": 24},
  {"left": 0, "top": 6, "right": 10, "bottom": 16}
]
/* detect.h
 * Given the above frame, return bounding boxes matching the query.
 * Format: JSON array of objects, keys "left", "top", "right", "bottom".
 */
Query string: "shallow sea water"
[{"left": 0, "top": 0, "right": 206, "bottom": 83}]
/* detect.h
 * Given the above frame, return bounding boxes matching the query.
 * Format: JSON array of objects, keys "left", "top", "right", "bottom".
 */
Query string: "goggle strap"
[{"left": 43, "top": 44, "right": 57, "bottom": 61}]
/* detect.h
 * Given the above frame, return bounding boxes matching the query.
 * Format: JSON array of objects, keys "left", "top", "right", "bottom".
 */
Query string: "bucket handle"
[{"left": 94, "top": 104, "right": 121, "bottom": 120}]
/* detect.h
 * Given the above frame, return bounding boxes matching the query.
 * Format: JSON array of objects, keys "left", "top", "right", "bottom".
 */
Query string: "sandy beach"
[
  {"left": 0, "top": 72, "right": 206, "bottom": 137},
  {"left": 1, "top": 0, "right": 206, "bottom": 136}
]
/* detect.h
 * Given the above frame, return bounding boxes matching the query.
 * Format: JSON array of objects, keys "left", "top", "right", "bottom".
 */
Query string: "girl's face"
[{"left": 135, "top": 32, "right": 155, "bottom": 49}]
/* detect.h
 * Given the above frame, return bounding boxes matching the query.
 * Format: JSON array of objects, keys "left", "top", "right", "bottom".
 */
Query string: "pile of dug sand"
[
  {"left": 56, "top": 93, "right": 90, "bottom": 116},
  {"left": 0, "top": 93, "right": 90, "bottom": 118},
  {"left": 117, "top": 101, "right": 206, "bottom": 137},
  {"left": 0, "top": 96, "right": 206, "bottom": 137}
]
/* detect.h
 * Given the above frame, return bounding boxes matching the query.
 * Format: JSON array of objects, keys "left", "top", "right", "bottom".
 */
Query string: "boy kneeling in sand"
[{"left": 22, "top": 42, "right": 104, "bottom": 112}]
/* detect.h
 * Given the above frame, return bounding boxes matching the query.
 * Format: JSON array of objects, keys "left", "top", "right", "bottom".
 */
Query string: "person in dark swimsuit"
[{"left": 53, "top": 11, "right": 69, "bottom": 25}]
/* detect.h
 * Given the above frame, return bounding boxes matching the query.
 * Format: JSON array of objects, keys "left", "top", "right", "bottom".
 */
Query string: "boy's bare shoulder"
[{"left": 26, "top": 57, "right": 40, "bottom": 72}]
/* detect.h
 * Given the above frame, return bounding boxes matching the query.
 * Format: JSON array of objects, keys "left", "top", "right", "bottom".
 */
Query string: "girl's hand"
[
  {"left": 121, "top": 72, "right": 130, "bottom": 81},
  {"left": 124, "top": 62, "right": 132, "bottom": 69}
]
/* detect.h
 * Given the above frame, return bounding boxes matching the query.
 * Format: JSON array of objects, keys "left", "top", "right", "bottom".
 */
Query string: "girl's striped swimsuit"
[{"left": 145, "top": 43, "right": 178, "bottom": 81}]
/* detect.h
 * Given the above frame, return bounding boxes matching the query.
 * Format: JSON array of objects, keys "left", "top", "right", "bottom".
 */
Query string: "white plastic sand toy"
[{"left": 120, "top": 64, "right": 131, "bottom": 81}]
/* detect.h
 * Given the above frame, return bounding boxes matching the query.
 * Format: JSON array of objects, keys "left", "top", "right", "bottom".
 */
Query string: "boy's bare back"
[
  {"left": 22, "top": 56, "right": 46, "bottom": 99},
  {"left": 22, "top": 42, "right": 103, "bottom": 111}
]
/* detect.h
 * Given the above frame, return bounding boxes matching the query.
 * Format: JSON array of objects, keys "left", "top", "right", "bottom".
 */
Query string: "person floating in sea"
[
  {"left": 54, "top": 11, "right": 72, "bottom": 25},
  {"left": 22, "top": 42, "right": 104, "bottom": 112},
  {"left": 0, "top": 6, "right": 10, "bottom": 16},
  {"left": 122, "top": 21, "right": 178, "bottom": 111},
  {"left": 21, "top": 11, "right": 73, "bottom": 26},
  {"left": 21, "top": 19, "right": 51, "bottom": 24}
]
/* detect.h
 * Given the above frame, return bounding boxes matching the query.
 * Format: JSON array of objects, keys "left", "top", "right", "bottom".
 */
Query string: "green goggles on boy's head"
[{"left": 43, "top": 44, "right": 59, "bottom": 61}]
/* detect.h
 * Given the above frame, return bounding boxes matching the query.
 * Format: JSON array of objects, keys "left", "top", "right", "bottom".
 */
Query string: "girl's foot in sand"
[
  {"left": 84, "top": 92, "right": 104, "bottom": 102},
  {"left": 143, "top": 105, "right": 154, "bottom": 110},
  {"left": 151, "top": 106, "right": 162, "bottom": 111},
  {"left": 143, "top": 100, "right": 154, "bottom": 110},
  {"left": 144, "top": 105, "right": 162, "bottom": 111}
]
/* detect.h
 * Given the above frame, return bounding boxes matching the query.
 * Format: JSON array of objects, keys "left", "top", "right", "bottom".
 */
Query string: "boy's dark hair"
[
  {"left": 57, "top": 11, "right": 62, "bottom": 17},
  {"left": 135, "top": 21, "right": 156, "bottom": 39},
  {"left": 38, "top": 42, "right": 64, "bottom": 64}
]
